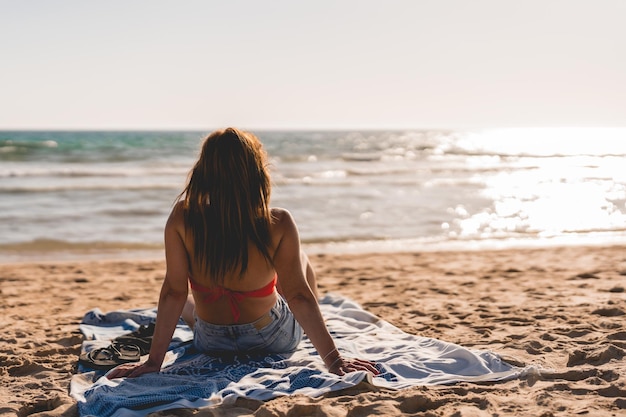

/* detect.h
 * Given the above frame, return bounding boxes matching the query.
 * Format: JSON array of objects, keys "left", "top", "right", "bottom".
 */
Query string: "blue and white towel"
[{"left": 71, "top": 294, "right": 532, "bottom": 417}]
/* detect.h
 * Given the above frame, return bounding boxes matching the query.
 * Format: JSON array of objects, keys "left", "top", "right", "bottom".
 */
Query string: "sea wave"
[
  {"left": 0, "top": 183, "right": 182, "bottom": 193},
  {"left": 442, "top": 147, "right": 626, "bottom": 159},
  {"left": 0, "top": 239, "right": 165, "bottom": 262},
  {"left": 0, "top": 238, "right": 162, "bottom": 252},
  {"left": 303, "top": 231, "right": 626, "bottom": 255},
  {"left": 96, "top": 208, "right": 165, "bottom": 217},
  {"left": 0, "top": 139, "right": 58, "bottom": 150},
  {"left": 0, "top": 165, "right": 189, "bottom": 178},
  {"left": 445, "top": 128, "right": 626, "bottom": 158}
]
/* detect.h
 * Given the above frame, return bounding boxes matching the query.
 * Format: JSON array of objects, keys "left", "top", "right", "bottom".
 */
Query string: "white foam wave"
[
  {"left": 0, "top": 183, "right": 182, "bottom": 193},
  {"left": 0, "top": 165, "right": 188, "bottom": 178}
]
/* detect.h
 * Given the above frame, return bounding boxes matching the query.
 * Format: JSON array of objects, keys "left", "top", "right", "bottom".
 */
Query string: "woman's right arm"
[
  {"left": 272, "top": 209, "right": 378, "bottom": 375},
  {"left": 108, "top": 204, "right": 189, "bottom": 379}
]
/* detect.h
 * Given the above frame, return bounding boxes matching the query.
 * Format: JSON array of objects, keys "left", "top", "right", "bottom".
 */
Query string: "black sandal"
[
  {"left": 113, "top": 322, "right": 155, "bottom": 355},
  {"left": 78, "top": 323, "right": 155, "bottom": 370},
  {"left": 79, "top": 342, "right": 141, "bottom": 370}
]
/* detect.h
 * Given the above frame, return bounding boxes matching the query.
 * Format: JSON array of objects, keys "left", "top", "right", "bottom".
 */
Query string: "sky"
[{"left": 1, "top": 0, "right": 625, "bottom": 130}]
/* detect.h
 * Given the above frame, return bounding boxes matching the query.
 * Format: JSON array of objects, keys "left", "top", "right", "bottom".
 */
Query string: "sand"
[{"left": 1, "top": 245, "right": 625, "bottom": 416}]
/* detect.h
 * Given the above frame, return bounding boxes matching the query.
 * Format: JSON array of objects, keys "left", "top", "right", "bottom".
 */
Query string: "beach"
[
  {"left": 4, "top": 0, "right": 626, "bottom": 413},
  {"left": 2, "top": 244, "right": 625, "bottom": 416}
]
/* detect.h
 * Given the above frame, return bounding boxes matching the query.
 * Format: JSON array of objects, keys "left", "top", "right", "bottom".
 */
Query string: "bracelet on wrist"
[
  {"left": 321, "top": 348, "right": 338, "bottom": 363},
  {"left": 328, "top": 356, "right": 343, "bottom": 370}
]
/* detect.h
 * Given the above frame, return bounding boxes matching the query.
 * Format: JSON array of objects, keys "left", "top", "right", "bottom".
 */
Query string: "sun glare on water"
[
  {"left": 458, "top": 128, "right": 626, "bottom": 156},
  {"left": 449, "top": 128, "right": 626, "bottom": 243}
]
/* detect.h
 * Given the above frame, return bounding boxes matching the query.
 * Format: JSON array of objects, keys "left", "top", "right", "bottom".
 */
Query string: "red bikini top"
[{"left": 188, "top": 274, "right": 277, "bottom": 322}]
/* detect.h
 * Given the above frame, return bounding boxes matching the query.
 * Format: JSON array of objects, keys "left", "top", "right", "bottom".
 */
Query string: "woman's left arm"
[{"left": 273, "top": 209, "right": 378, "bottom": 375}]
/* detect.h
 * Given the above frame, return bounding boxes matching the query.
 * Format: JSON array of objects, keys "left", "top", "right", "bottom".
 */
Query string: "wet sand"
[{"left": 1, "top": 245, "right": 625, "bottom": 416}]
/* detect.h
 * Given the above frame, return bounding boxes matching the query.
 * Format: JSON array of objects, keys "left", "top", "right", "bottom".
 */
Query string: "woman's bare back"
[{"left": 178, "top": 206, "right": 289, "bottom": 325}]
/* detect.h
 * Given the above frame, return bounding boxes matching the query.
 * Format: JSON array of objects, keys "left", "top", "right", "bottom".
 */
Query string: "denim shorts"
[{"left": 193, "top": 295, "right": 303, "bottom": 354}]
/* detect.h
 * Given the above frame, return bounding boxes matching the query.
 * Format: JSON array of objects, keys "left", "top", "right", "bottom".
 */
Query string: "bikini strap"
[{"left": 188, "top": 274, "right": 277, "bottom": 322}]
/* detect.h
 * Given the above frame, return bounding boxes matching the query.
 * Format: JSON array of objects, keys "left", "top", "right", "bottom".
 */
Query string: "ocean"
[{"left": 1, "top": 128, "right": 625, "bottom": 262}]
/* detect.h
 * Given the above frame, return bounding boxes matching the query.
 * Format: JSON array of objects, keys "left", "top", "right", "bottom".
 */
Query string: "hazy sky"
[{"left": 1, "top": 1, "right": 625, "bottom": 130}]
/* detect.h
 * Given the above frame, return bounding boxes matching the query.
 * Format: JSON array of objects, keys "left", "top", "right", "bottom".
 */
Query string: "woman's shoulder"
[
  {"left": 269, "top": 207, "right": 298, "bottom": 236},
  {"left": 270, "top": 207, "right": 295, "bottom": 225},
  {"left": 166, "top": 201, "right": 187, "bottom": 229},
  {"left": 268, "top": 208, "right": 300, "bottom": 254}
]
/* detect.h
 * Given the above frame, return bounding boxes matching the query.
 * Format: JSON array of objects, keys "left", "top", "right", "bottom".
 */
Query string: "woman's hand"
[
  {"left": 328, "top": 356, "right": 380, "bottom": 376},
  {"left": 107, "top": 359, "right": 161, "bottom": 379}
]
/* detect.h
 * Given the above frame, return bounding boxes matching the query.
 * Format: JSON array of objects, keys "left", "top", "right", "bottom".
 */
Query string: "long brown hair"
[{"left": 179, "top": 128, "right": 273, "bottom": 282}]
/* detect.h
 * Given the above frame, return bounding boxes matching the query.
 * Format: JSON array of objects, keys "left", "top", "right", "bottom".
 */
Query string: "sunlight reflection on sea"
[{"left": 443, "top": 128, "right": 626, "bottom": 243}]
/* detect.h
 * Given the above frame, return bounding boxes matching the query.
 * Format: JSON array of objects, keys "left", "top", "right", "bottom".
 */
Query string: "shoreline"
[
  {"left": 3, "top": 234, "right": 626, "bottom": 265},
  {"left": 1, "top": 244, "right": 625, "bottom": 416}
]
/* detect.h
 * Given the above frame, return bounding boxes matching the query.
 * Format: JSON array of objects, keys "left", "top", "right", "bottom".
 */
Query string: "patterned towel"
[{"left": 71, "top": 294, "right": 531, "bottom": 417}]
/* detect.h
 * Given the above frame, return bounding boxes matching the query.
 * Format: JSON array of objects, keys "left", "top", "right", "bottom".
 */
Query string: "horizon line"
[{"left": 2, "top": 125, "right": 626, "bottom": 132}]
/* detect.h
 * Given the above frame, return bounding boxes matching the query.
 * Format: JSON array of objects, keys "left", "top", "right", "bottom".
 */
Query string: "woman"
[{"left": 108, "top": 128, "right": 377, "bottom": 379}]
